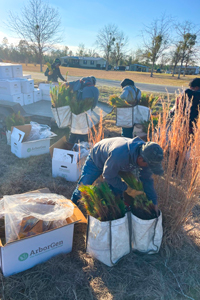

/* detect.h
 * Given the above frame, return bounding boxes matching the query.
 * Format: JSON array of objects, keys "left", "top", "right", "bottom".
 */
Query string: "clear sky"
[{"left": 0, "top": 0, "right": 198, "bottom": 54}]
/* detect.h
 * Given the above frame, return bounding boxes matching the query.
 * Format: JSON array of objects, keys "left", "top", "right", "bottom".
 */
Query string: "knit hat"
[
  {"left": 121, "top": 78, "right": 134, "bottom": 88},
  {"left": 54, "top": 58, "right": 61, "bottom": 66},
  {"left": 140, "top": 142, "right": 164, "bottom": 175}
]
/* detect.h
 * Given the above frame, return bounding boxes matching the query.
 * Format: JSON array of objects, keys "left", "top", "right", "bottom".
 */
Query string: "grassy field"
[
  {"left": 0, "top": 87, "right": 200, "bottom": 299},
  {"left": 21, "top": 63, "right": 198, "bottom": 87},
  {"left": 1, "top": 116, "right": 200, "bottom": 299}
]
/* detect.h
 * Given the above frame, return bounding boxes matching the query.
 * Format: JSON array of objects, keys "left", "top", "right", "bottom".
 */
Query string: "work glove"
[
  {"left": 125, "top": 186, "right": 145, "bottom": 198},
  {"left": 48, "top": 71, "right": 53, "bottom": 75}
]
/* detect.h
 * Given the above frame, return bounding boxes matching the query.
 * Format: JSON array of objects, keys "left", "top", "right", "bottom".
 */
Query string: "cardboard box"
[
  {"left": 23, "top": 93, "right": 34, "bottom": 105},
  {"left": 19, "top": 79, "right": 34, "bottom": 94},
  {"left": 0, "top": 65, "right": 13, "bottom": 79},
  {"left": 0, "top": 93, "right": 24, "bottom": 106},
  {"left": 33, "top": 88, "right": 42, "bottom": 102},
  {"left": 0, "top": 79, "right": 21, "bottom": 95},
  {"left": 12, "top": 64, "right": 23, "bottom": 78},
  {"left": 39, "top": 83, "right": 58, "bottom": 101},
  {"left": 50, "top": 136, "right": 86, "bottom": 182},
  {"left": 11, "top": 124, "right": 57, "bottom": 158},
  {"left": 0, "top": 188, "right": 87, "bottom": 277}
]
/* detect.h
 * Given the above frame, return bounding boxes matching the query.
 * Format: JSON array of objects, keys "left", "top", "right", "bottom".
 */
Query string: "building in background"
[
  {"left": 174, "top": 66, "right": 199, "bottom": 75},
  {"left": 129, "top": 64, "right": 149, "bottom": 72},
  {"left": 60, "top": 56, "right": 107, "bottom": 69}
]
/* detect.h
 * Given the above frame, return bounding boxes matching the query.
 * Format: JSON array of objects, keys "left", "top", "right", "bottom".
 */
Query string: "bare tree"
[
  {"left": 170, "top": 43, "right": 182, "bottom": 76},
  {"left": 112, "top": 31, "right": 129, "bottom": 67},
  {"left": 96, "top": 24, "right": 118, "bottom": 70},
  {"left": 142, "top": 15, "right": 172, "bottom": 77},
  {"left": 76, "top": 43, "right": 86, "bottom": 57},
  {"left": 175, "top": 21, "right": 199, "bottom": 79},
  {"left": 6, "top": 0, "right": 61, "bottom": 71}
]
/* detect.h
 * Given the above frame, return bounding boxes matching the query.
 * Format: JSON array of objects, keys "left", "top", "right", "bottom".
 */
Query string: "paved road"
[{"left": 25, "top": 71, "right": 182, "bottom": 94}]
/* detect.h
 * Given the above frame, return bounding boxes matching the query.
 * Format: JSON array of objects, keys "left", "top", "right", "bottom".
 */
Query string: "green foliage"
[
  {"left": 119, "top": 172, "right": 157, "bottom": 220},
  {"left": 142, "top": 116, "right": 159, "bottom": 134},
  {"left": 139, "top": 93, "right": 159, "bottom": 108},
  {"left": 50, "top": 83, "right": 94, "bottom": 114},
  {"left": 108, "top": 94, "right": 131, "bottom": 107},
  {"left": 79, "top": 182, "right": 125, "bottom": 221},
  {"left": 5, "top": 111, "right": 26, "bottom": 131}
]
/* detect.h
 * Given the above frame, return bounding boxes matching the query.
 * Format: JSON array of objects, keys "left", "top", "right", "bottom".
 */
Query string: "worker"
[
  {"left": 120, "top": 78, "right": 141, "bottom": 138},
  {"left": 170, "top": 78, "right": 200, "bottom": 134},
  {"left": 66, "top": 76, "right": 99, "bottom": 144},
  {"left": 44, "top": 58, "right": 66, "bottom": 82},
  {"left": 71, "top": 136, "right": 164, "bottom": 214}
]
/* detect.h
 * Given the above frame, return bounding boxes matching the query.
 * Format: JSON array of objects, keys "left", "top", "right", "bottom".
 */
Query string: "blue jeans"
[
  {"left": 122, "top": 127, "right": 134, "bottom": 138},
  {"left": 71, "top": 155, "right": 123, "bottom": 204}
]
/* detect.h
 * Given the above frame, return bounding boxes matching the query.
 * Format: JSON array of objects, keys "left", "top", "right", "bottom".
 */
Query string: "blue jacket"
[{"left": 90, "top": 136, "right": 158, "bottom": 204}]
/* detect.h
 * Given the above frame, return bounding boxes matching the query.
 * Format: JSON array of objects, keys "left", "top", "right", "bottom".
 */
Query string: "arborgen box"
[
  {"left": 11, "top": 124, "right": 56, "bottom": 158},
  {"left": 0, "top": 79, "right": 21, "bottom": 95},
  {"left": 23, "top": 93, "right": 34, "bottom": 105},
  {"left": 50, "top": 136, "right": 86, "bottom": 182},
  {"left": 33, "top": 88, "right": 42, "bottom": 102},
  {"left": 0, "top": 65, "right": 13, "bottom": 79},
  {"left": 0, "top": 93, "right": 24, "bottom": 106},
  {"left": 0, "top": 188, "right": 87, "bottom": 277},
  {"left": 12, "top": 64, "right": 23, "bottom": 78}
]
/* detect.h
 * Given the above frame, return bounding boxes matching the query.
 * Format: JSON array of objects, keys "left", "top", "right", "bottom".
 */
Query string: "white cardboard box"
[
  {"left": 20, "top": 79, "right": 34, "bottom": 93},
  {"left": 0, "top": 93, "right": 24, "bottom": 106},
  {"left": 0, "top": 189, "right": 87, "bottom": 277},
  {"left": 0, "top": 79, "right": 21, "bottom": 95},
  {"left": 11, "top": 124, "right": 56, "bottom": 158},
  {"left": 0, "top": 65, "right": 13, "bottom": 79},
  {"left": 39, "top": 83, "right": 58, "bottom": 101},
  {"left": 50, "top": 136, "right": 85, "bottom": 182},
  {"left": 33, "top": 88, "right": 42, "bottom": 102},
  {"left": 23, "top": 93, "right": 34, "bottom": 105},
  {"left": 42, "top": 94, "right": 51, "bottom": 101},
  {"left": 12, "top": 64, "right": 23, "bottom": 78}
]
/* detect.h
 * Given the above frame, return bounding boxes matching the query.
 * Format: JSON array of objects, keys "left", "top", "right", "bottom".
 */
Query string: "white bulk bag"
[
  {"left": 86, "top": 214, "right": 130, "bottom": 267},
  {"left": 71, "top": 109, "right": 92, "bottom": 134},
  {"left": 133, "top": 105, "right": 150, "bottom": 124},
  {"left": 116, "top": 107, "right": 133, "bottom": 127},
  {"left": 131, "top": 211, "right": 163, "bottom": 254},
  {"left": 51, "top": 105, "right": 71, "bottom": 128}
]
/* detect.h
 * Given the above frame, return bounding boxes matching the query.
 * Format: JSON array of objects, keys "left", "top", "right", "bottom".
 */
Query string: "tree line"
[{"left": 2, "top": 0, "right": 200, "bottom": 77}]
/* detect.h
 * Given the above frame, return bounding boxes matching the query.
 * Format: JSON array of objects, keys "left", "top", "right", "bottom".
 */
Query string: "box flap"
[
  {"left": 53, "top": 148, "right": 78, "bottom": 164},
  {"left": 11, "top": 124, "right": 32, "bottom": 142},
  {"left": 11, "top": 127, "right": 26, "bottom": 143},
  {"left": 49, "top": 136, "right": 73, "bottom": 158}
]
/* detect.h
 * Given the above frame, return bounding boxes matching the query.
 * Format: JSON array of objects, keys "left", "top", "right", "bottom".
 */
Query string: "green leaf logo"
[
  {"left": 27, "top": 148, "right": 31, "bottom": 153},
  {"left": 18, "top": 253, "right": 28, "bottom": 261}
]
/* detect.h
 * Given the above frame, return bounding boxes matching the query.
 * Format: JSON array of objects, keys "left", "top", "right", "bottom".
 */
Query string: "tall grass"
[
  {"left": 149, "top": 95, "right": 200, "bottom": 248},
  {"left": 88, "top": 110, "right": 104, "bottom": 146}
]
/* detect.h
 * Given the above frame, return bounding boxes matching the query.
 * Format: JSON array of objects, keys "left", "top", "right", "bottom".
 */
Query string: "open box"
[
  {"left": 11, "top": 124, "right": 57, "bottom": 158},
  {"left": 50, "top": 136, "right": 87, "bottom": 182},
  {"left": 0, "top": 188, "right": 87, "bottom": 277}
]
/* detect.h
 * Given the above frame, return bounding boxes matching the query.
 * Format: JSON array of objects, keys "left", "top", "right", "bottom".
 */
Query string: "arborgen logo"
[
  {"left": 27, "top": 145, "right": 46, "bottom": 153},
  {"left": 18, "top": 241, "right": 64, "bottom": 262},
  {"left": 18, "top": 253, "right": 29, "bottom": 261}
]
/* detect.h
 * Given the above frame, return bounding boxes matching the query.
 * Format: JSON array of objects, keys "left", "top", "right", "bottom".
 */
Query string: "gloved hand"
[
  {"left": 125, "top": 186, "right": 145, "bottom": 198},
  {"left": 48, "top": 71, "right": 53, "bottom": 75}
]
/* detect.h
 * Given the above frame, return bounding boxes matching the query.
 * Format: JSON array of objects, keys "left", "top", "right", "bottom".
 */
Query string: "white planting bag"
[
  {"left": 133, "top": 105, "right": 150, "bottom": 124},
  {"left": 86, "top": 214, "right": 130, "bottom": 267},
  {"left": 131, "top": 211, "right": 163, "bottom": 254},
  {"left": 51, "top": 106, "right": 71, "bottom": 128},
  {"left": 71, "top": 109, "right": 92, "bottom": 134},
  {"left": 116, "top": 107, "right": 133, "bottom": 127}
]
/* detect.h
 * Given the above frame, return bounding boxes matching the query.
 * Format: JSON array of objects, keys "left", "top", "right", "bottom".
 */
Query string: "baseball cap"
[{"left": 140, "top": 142, "right": 164, "bottom": 175}]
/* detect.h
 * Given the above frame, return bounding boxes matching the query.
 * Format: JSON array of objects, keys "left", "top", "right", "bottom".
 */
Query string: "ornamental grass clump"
[
  {"left": 120, "top": 172, "right": 157, "bottom": 220},
  {"left": 50, "top": 84, "right": 94, "bottom": 114},
  {"left": 108, "top": 94, "right": 130, "bottom": 108},
  {"left": 79, "top": 182, "right": 125, "bottom": 221},
  {"left": 149, "top": 94, "right": 200, "bottom": 247}
]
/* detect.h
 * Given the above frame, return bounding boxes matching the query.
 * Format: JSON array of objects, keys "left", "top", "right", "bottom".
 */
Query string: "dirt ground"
[
  {"left": 21, "top": 63, "right": 198, "bottom": 87},
  {"left": 0, "top": 113, "right": 200, "bottom": 300}
]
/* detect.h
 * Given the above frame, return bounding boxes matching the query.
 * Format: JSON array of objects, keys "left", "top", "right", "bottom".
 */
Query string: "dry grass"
[
  {"left": 21, "top": 63, "right": 197, "bottom": 87},
  {"left": 150, "top": 97, "right": 200, "bottom": 250},
  {"left": 1, "top": 102, "right": 200, "bottom": 299}
]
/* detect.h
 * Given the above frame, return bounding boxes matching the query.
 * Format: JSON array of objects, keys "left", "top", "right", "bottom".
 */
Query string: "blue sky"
[{"left": 0, "top": 0, "right": 198, "bottom": 53}]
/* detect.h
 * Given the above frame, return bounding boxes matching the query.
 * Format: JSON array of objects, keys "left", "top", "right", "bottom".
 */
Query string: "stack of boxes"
[{"left": 0, "top": 63, "right": 42, "bottom": 106}]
